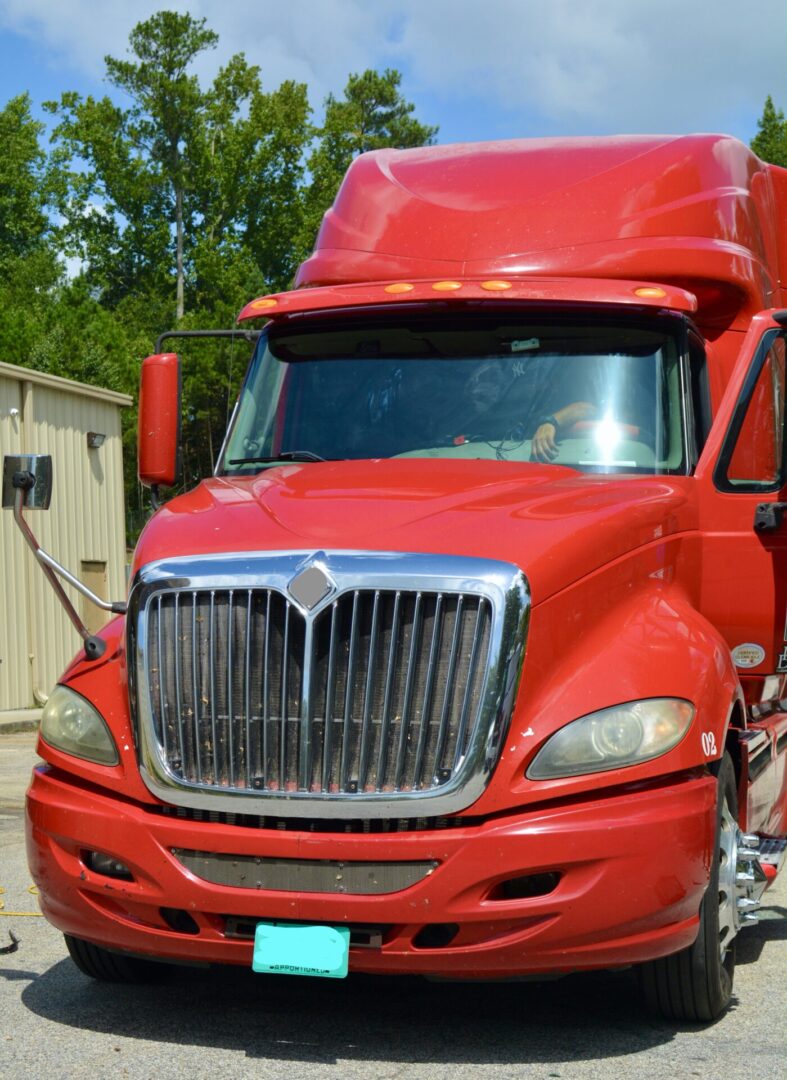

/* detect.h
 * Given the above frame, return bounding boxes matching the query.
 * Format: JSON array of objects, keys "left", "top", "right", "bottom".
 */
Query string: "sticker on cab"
[
  {"left": 731, "top": 643, "right": 765, "bottom": 669},
  {"left": 701, "top": 731, "right": 718, "bottom": 757}
]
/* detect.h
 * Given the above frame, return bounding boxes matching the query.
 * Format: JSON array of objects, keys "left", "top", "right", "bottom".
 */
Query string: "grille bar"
[
  {"left": 297, "top": 617, "right": 314, "bottom": 793},
  {"left": 278, "top": 602, "right": 287, "bottom": 787},
  {"left": 190, "top": 594, "right": 201, "bottom": 780},
  {"left": 226, "top": 591, "right": 234, "bottom": 787},
  {"left": 243, "top": 591, "right": 252, "bottom": 788},
  {"left": 209, "top": 592, "right": 218, "bottom": 784},
  {"left": 395, "top": 592, "right": 423, "bottom": 789},
  {"left": 358, "top": 591, "right": 381, "bottom": 790},
  {"left": 321, "top": 601, "right": 339, "bottom": 792},
  {"left": 413, "top": 593, "right": 443, "bottom": 789},
  {"left": 262, "top": 591, "right": 271, "bottom": 788},
  {"left": 173, "top": 594, "right": 185, "bottom": 769},
  {"left": 434, "top": 594, "right": 463, "bottom": 781},
  {"left": 454, "top": 602, "right": 487, "bottom": 770},
  {"left": 376, "top": 590, "right": 401, "bottom": 787},
  {"left": 340, "top": 591, "right": 361, "bottom": 791},
  {"left": 156, "top": 594, "right": 166, "bottom": 759}
]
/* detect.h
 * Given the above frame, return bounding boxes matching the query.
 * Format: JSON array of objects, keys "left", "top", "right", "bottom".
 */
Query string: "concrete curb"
[{"left": 0, "top": 709, "right": 41, "bottom": 735}]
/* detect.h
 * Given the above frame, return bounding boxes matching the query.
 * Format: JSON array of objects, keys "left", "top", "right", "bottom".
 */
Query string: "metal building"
[{"left": 0, "top": 361, "right": 131, "bottom": 719}]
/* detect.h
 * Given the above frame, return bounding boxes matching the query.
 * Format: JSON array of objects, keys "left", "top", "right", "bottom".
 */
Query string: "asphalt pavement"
[{"left": 1, "top": 731, "right": 785, "bottom": 1080}]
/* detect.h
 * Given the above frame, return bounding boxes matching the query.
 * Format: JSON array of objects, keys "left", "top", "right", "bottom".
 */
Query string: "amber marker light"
[
  {"left": 432, "top": 281, "right": 463, "bottom": 291},
  {"left": 250, "top": 298, "right": 278, "bottom": 310},
  {"left": 384, "top": 282, "right": 415, "bottom": 294},
  {"left": 633, "top": 287, "right": 667, "bottom": 299},
  {"left": 480, "top": 280, "right": 513, "bottom": 291}
]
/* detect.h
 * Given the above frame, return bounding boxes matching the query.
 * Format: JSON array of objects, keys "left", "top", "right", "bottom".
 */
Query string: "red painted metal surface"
[
  {"left": 26, "top": 764, "right": 714, "bottom": 975},
  {"left": 694, "top": 313, "right": 787, "bottom": 677},
  {"left": 138, "top": 353, "right": 181, "bottom": 488},
  {"left": 296, "top": 136, "right": 787, "bottom": 327},
  {"left": 130, "top": 466, "right": 695, "bottom": 607}
]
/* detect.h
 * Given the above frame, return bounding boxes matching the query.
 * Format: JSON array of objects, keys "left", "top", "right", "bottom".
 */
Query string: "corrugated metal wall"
[
  {"left": 0, "top": 374, "right": 32, "bottom": 711},
  {"left": 0, "top": 364, "right": 131, "bottom": 711}
]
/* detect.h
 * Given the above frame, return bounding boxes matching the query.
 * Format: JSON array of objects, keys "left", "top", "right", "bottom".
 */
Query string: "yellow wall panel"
[
  {"left": 0, "top": 376, "right": 32, "bottom": 710},
  {"left": 0, "top": 365, "right": 130, "bottom": 710}
]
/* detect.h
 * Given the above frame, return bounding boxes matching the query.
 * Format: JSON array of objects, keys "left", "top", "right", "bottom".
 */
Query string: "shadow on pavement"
[
  {"left": 0, "top": 967, "right": 39, "bottom": 981},
  {"left": 19, "top": 959, "right": 680, "bottom": 1066},
  {"left": 735, "top": 903, "right": 787, "bottom": 966}
]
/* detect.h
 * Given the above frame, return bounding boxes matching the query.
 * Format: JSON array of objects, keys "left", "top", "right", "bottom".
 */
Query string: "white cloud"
[
  {"left": 0, "top": 0, "right": 785, "bottom": 138},
  {"left": 0, "top": 0, "right": 395, "bottom": 108},
  {"left": 392, "top": 0, "right": 787, "bottom": 135}
]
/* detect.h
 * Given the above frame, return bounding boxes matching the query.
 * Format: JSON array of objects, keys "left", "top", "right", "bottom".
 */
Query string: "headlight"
[
  {"left": 527, "top": 698, "right": 694, "bottom": 780},
  {"left": 40, "top": 685, "right": 119, "bottom": 766}
]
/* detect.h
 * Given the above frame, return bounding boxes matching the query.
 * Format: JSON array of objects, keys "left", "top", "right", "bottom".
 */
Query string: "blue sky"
[{"left": 0, "top": 1, "right": 785, "bottom": 149}]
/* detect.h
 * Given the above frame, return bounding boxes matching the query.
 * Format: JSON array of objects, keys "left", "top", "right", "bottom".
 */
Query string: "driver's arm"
[{"left": 531, "top": 401, "right": 596, "bottom": 462}]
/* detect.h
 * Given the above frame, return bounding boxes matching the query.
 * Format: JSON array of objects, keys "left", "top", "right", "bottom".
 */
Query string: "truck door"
[{"left": 695, "top": 310, "right": 787, "bottom": 835}]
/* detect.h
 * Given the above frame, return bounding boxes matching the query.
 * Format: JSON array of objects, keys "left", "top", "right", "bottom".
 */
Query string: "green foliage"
[
  {"left": 751, "top": 95, "right": 787, "bottom": 167},
  {"left": 45, "top": 11, "right": 315, "bottom": 323},
  {"left": 0, "top": 94, "right": 52, "bottom": 269},
  {"left": 2, "top": 10, "right": 437, "bottom": 543}
]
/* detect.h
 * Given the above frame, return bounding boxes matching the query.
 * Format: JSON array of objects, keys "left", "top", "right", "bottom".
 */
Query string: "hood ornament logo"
[{"left": 287, "top": 563, "right": 334, "bottom": 610}]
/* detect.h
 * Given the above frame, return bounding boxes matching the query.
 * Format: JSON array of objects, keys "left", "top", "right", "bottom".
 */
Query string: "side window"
[{"left": 723, "top": 334, "right": 787, "bottom": 490}]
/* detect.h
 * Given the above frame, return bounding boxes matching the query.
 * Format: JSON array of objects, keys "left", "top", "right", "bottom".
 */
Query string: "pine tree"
[{"left": 751, "top": 95, "right": 787, "bottom": 167}]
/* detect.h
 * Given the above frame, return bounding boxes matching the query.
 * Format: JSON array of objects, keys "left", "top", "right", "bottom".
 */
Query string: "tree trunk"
[{"left": 176, "top": 183, "right": 184, "bottom": 320}]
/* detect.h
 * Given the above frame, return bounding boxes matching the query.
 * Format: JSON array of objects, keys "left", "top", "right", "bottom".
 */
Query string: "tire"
[
  {"left": 639, "top": 753, "right": 738, "bottom": 1022},
  {"left": 64, "top": 934, "right": 168, "bottom": 983}
]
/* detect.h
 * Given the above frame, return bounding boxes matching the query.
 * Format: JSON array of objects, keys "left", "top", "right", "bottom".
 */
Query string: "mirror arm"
[
  {"left": 12, "top": 484, "right": 126, "bottom": 661},
  {"left": 35, "top": 548, "right": 127, "bottom": 614}
]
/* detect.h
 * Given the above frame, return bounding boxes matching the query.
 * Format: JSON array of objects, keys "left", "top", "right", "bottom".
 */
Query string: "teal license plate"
[{"left": 252, "top": 922, "right": 350, "bottom": 979}]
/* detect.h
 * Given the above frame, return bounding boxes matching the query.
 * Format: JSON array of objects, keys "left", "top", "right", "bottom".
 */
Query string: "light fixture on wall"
[{"left": 86, "top": 432, "right": 106, "bottom": 449}]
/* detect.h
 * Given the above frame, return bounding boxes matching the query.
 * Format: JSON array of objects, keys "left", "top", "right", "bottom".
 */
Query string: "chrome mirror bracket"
[{"left": 3, "top": 454, "right": 127, "bottom": 662}]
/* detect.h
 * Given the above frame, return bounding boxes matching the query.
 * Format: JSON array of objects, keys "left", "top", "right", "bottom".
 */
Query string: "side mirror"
[
  {"left": 2, "top": 454, "right": 52, "bottom": 509},
  {"left": 138, "top": 353, "right": 182, "bottom": 490}
]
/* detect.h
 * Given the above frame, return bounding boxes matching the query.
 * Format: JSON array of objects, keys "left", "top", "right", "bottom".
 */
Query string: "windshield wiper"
[{"left": 228, "top": 450, "right": 328, "bottom": 465}]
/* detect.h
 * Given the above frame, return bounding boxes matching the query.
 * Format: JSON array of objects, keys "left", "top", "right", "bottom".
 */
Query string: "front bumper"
[{"left": 27, "top": 766, "right": 715, "bottom": 978}]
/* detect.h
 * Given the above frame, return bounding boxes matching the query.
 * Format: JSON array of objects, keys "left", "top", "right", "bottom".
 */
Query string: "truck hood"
[{"left": 132, "top": 460, "right": 695, "bottom": 604}]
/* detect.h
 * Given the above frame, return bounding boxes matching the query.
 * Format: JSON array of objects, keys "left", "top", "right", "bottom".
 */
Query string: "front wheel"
[
  {"left": 65, "top": 934, "right": 168, "bottom": 983},
  {"left": 639, "top": 753, "right": 738, "bottom": 1022}
]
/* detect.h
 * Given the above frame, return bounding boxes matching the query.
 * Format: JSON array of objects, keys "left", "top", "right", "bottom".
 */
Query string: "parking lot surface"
[{"left": 1, "top": 733, "right": 785, "bottom": 1080}]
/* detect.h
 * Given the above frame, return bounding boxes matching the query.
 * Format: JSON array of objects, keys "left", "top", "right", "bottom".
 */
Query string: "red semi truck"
[{"left": 9, "top": 134, "right": 787, "bottom": 1021}]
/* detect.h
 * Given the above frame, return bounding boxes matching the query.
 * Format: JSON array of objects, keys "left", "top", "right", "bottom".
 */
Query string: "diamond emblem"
[{"left": 288, "top": 564, "right": 333, "bottom": 610}]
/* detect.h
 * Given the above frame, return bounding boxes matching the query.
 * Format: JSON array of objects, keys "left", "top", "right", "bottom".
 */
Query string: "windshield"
[{"left": 220, "top": 313, "right": 687, "bottom": 475}]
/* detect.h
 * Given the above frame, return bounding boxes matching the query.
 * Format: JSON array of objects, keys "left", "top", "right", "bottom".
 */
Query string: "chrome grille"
[
  {"left": 131, "top": 551, "right": 529, "bottom": 818},
  {"left": 146, "top": 587, "right": 490, "bottom": 795}
]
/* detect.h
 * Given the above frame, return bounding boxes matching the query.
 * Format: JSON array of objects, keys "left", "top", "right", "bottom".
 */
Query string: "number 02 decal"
[{"left": 701, "top": 731, "right": 717, "bottom": 757}]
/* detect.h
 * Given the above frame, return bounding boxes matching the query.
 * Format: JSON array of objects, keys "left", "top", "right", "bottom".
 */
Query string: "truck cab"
[{"left": 17, "top": 134, "right": 787, "bottom": 1021}]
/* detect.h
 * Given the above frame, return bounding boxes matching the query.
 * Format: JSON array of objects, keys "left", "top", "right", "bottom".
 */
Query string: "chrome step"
[
  {"left": 757, "top": 837, "right": 787, "bottom": 871},
  {"left": 734, "top": 834, "right": 785, "bottom": 926}
]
